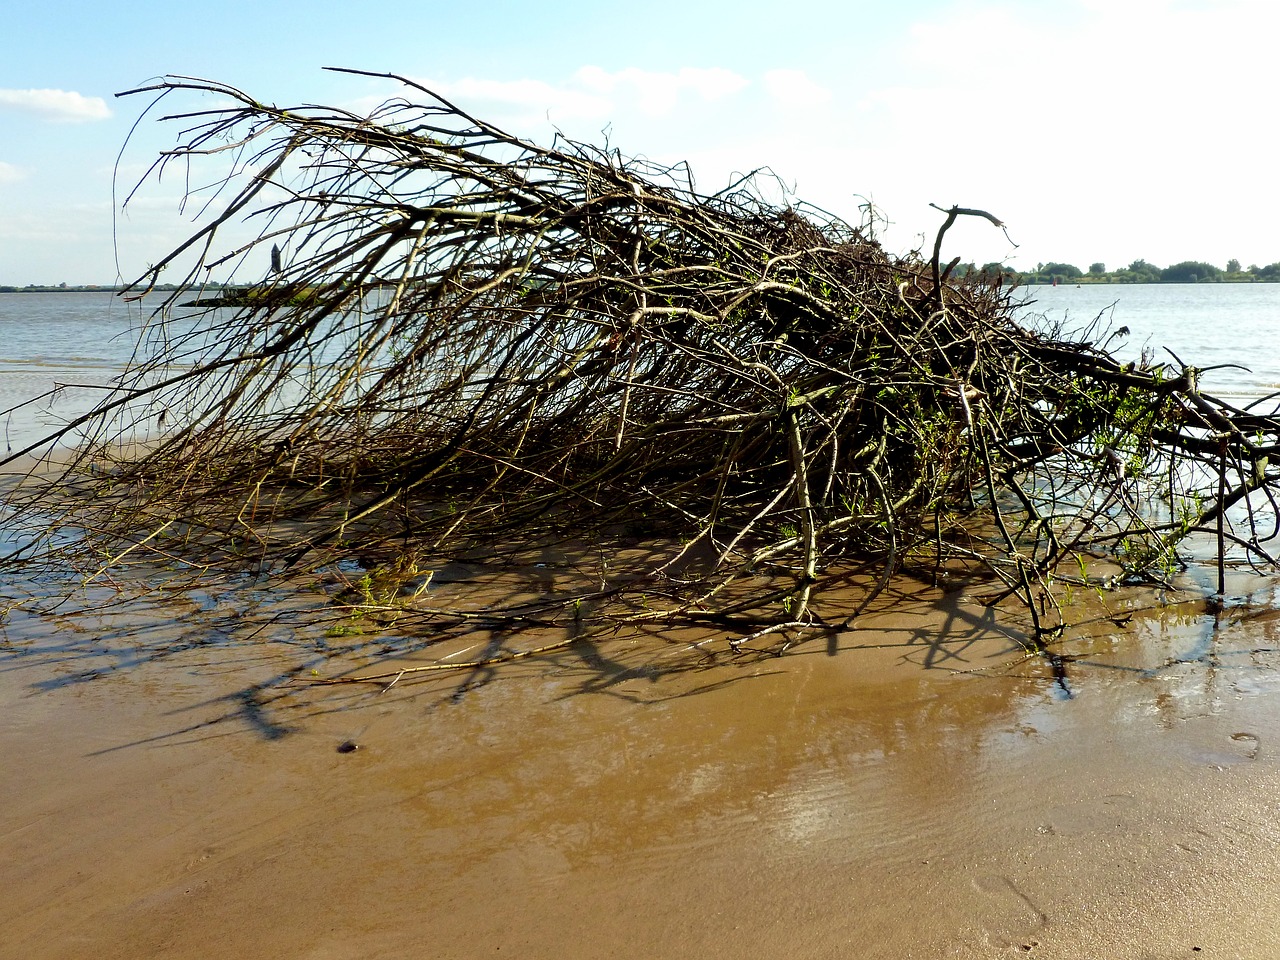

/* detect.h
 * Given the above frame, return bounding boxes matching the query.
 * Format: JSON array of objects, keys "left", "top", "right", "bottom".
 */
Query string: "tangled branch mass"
[{"left": 6, "top": 70, "right": 1280, "bottom": 662}]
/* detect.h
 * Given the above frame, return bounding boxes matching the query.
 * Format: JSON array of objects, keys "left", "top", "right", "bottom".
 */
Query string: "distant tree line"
[
  {"left": 952, "top": 258, "right": 1280, "bottom": 285},
  {"left": 10, "top": 260, "right": 1280, "bottom": 293},
  {"left": 0, "top": 282, "right": 203, "bottom": 293}
]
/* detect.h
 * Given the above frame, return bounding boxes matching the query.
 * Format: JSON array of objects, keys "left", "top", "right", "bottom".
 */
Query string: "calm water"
[
  {"left": 0, "top": 292, "right": 149, "bottom": 452},
  {"left": 1016, "top": 282, "right": 1280, "bottom": 400},
  {"left": 2, "top": 284, "right": 1279, "bottom": 450}
]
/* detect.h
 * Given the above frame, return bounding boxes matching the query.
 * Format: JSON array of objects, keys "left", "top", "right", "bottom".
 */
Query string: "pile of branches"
[{"left": 5, "top": 70, "right": 1280, "bottom": 653}]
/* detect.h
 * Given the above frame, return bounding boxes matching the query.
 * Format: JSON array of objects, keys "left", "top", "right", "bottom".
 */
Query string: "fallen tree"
[{"left": 4, "top": 70, "right": 1280, "bottom": 665}]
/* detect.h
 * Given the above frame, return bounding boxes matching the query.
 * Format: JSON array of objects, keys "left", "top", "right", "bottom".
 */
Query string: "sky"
[{"left": 1, "top": 0, "right": 1276, "bottom": 285}]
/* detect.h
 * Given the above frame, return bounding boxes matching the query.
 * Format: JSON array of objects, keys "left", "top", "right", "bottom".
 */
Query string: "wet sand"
[{"left": 4, "top": 571, "right": 1280, "bottom": 959}]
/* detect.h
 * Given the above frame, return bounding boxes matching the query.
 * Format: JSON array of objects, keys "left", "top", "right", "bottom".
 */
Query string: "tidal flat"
[{"left": 3, "top": 565, "right": 1280, "bottom": 959}]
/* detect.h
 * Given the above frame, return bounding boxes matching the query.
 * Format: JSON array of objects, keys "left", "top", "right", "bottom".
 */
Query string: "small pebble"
[{"left": 337, "top": 740, "right": 361, "bottom": 754}]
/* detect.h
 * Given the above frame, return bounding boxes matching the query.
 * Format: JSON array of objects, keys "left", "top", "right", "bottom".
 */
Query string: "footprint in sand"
[
  {"left": 972, "top": 873, "right": 1048, "bottom": 949},
  {"left": 1182, "top": 732, "right": 1261, "bottom": 768},
  {"left": 1230, "top": 732, "right": 1261, "bottom": 760}
]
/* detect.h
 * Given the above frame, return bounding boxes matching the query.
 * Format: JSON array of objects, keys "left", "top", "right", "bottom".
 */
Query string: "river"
[
  {"left": 4, "top": 282, "right": 1278, "bottom": 407},
  {"left": 3, "top": 282, "right": 1278, "bottom": 477},
  {"left": 1016, "top": 282, "right": 1280, "bottom": 400},
  {"left": 0, "top": 291, "right": 157, "bottom": 452}
]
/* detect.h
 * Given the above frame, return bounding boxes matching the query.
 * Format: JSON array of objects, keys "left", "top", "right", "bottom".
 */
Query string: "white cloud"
[
  {"left": 896, "top": 0, "right": 1279, "bottom": 115},
  {"left": 404, "top": 66, "right": 750, "bottom": 130},
  {"left": 819, "top": 0, "right": 1280, "bottom": 269},
  {"left": 0, "top": 161, "right": 24, "bottom": 184},
  {"left": 441, "top": 76, "right": 611, "bottom": 122},
  {"left": 575, "top": 66, "right": 748, "bottom": 116},
  {"left": 0, "top": 88, "right": 112, "bottom": 123},
  {"left": 762, "top": 70, "right": 832, "bottom": 109}
]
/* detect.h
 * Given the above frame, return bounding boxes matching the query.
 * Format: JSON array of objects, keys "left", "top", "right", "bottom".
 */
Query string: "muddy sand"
[{"left": 4, "top": 567, "right": 1280, "bottom": 959}]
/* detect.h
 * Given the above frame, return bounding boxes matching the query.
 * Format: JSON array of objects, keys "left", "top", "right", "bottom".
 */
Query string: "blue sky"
[{"left": 1, "top": 0, "right": 1274, "bottom": 284}]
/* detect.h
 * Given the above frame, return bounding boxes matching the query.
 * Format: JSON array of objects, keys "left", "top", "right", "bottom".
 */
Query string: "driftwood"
[{"left": 4, "top": 70, "right": 1280, "bottom": 666}]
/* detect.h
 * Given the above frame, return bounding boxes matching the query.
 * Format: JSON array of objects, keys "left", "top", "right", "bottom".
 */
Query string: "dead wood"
[{"left": 4, "top": 69, "right": 1280, "bottom": 663}]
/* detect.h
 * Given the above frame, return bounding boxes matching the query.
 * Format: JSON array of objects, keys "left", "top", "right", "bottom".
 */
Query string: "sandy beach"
[{"left": 4, "top": 565, "right": 1280, "bottom": 959}]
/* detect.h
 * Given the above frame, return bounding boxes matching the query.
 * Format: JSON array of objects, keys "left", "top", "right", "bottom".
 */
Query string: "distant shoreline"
[
  {"left": 7, "top": 276, "right": 1280, "bottom": 295},
  {"left": 0, "top": 285, "right": 182, "bottom": 293}
]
